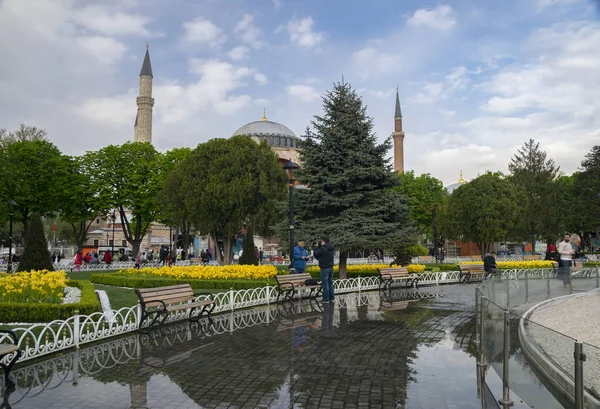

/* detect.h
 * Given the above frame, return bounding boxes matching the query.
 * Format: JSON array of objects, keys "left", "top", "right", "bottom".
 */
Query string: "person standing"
[
  {"left": 558, "top": 234, "right": 574, "bottom": 286},
  {"left": 293, "top": 240, "right": 309, "bottom": 274},
  {"left": 313, "top": 237, "right": 335, "bottom": 303}
]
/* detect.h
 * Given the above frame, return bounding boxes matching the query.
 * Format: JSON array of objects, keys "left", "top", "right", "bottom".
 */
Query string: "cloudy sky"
[{"left": 0, "top": 0, "right": 599, "bottom": 185}]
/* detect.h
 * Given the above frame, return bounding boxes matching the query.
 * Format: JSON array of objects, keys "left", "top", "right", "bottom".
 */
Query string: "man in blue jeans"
[{"left": 313, "top": 237, "right": 335, "bottom": 302}]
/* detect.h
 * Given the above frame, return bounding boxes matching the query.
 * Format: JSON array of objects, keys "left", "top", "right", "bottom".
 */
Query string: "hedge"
[
  {"left": 90, "top": 273, "right": 272, "bottom": 290},
  {"left": 0, "top": 280, "right": 101, "bottom": 323}
]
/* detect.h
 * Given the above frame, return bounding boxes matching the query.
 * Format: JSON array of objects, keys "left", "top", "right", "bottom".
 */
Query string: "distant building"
[{"left": 446, "top": 170, "right": 466, "bottom": 193}]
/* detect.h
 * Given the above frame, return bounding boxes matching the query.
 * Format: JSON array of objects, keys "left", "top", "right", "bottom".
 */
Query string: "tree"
[
  {"left": 238, "top": 225, "right": 259, "bottom": 265},
  {"left": 293, "top": 81, "right": 415, "bottom": 278},
  {"left": 0, "top": 137, "right": 70, "bottom": 238},
  {"left": 571, "top": 145, "right": 600, "bottom": 241},
  {"left": 179, "top": 136, "right": 287, "bottom": 265},
  {"left": 60, "top": 156, "right": 112, "bottom": 251},
  {"left": 442, "top": 172, "right": 523, "bottom": 258},
  {"left": 508, "top": 139, "right": 560, "bottom": 250},
  {"left": 394, "top": 171, "right": 447, "bottom": 259},
  {"left": 17, "top": 213, "right": 54, "bottom": 272},
  {"left": 87, "top": 143, "right": 162, "bottom": 256},
  {"left": 0, "top": 124, "right": 48, "bottom": 146}
]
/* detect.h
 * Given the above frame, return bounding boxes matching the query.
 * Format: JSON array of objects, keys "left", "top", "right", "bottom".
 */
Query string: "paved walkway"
[{"left": 2, "top": 285, "right": 484, "bottom": 409}]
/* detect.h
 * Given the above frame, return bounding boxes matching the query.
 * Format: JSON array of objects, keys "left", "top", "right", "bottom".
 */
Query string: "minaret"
[
  {"left": 392, "top": 86, "right": 405, "bottom": 172},
  {"left": 134, "top": 45, "right": 154, "bottom": 144}
]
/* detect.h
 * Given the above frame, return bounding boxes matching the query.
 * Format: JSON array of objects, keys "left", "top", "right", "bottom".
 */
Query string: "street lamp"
[
  {"left": 282, "top": 160, "right": 299, "bottom": 273},
  {"left": 111, "top": 210, "right": 116, "bottom": 254},
  {"left": 7, "top": 200, "right": 17, "bottom": 274}
]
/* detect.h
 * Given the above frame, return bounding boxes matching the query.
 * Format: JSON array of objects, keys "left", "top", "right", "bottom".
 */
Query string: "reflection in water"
[{"left": 1, "top": 287, "right": 486, "bottom": 409}]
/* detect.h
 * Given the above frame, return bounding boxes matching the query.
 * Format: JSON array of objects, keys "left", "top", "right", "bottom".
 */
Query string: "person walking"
[
  {"left": 293, "top": 240, "right": 309, "bottom": 274},
  {"left": 558, "top": 233, "right": 574, "bottom": 287},
  {"left": 72, "top": 251, "right": 83, "bottom": 272},
  {"left": 313, "top": 237, "right": 335, "bottom": 303}
]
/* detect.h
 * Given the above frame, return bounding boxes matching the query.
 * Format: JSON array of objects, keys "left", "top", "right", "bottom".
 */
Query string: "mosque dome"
[
  {"left": 232, "top": 110, "right": 299, "bottom": 149},
  {"left": 446, "top": 170, "right": 466, "bottom": 193}
]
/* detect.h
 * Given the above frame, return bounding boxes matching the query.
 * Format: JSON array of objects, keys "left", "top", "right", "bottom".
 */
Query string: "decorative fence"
[{"left": 2, "top": 267, "right": 599, "bottom": 367}]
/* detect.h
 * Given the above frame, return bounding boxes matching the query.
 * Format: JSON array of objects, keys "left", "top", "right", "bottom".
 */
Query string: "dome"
[
  {"left": 446, "top": 182, "right": 461, "bottom": 193},
  {"left": 232, "top": 117, "right": 299, "bottom": 149}
]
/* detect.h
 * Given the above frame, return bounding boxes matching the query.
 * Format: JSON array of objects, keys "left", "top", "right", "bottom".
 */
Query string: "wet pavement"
[{"left": 2, "top": 285, "right": 486, "bottom": 409}]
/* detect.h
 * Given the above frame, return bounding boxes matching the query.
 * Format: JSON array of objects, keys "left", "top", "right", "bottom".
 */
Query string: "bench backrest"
[
  {"left": 523, "top": 255, "right": 541, "bottom": 261},
  {"left": 136, "top": 284, "right": 195, "bottom": 305},
  {"left": 378, "top": 267, "right": 410, "bottom": 277},
  {"left": 470, "top": 256, "right": 482, "bottom": 261},
  {"left": 418, "top": 256, "right": 434, "bottom": 262},
  {"left": 458, "top": 264, "right": 485, "bottom": 271},
  {"left": 276, "top": 273, "right": 313, "bottom": 285}
]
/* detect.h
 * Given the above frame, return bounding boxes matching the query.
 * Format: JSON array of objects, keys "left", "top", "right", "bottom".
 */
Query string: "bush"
[
  {"left": 0, "top": 280, "right": 100, "bottom": 323},
  {"left": 91, "top": 273, "right": 272, "bottom": 290},
  {"left": 17, "top": 213, "right": 54, "bottom": 272},
  {"left": 239, "top": 225, "right": 259, "bottom": 265},
  {"left": 409, "top": 243, "right": 429, "bottom": 257}
]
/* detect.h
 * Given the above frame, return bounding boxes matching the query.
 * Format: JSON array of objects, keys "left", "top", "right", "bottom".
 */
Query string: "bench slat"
[
  {"left": 142, "top": 291, "right": 195, "bottom": 302},
  {"left": 138, "top": 284, "right": 190, "bottom": 294},
  {"left": 0, "top": 344, "right": 19, "bottom": 354},
  {"left": 166, "top": 300, "right": 213, "bottom": 312},
  {"left": 138, "top": 287, "right": 194, "bottom": 297}
]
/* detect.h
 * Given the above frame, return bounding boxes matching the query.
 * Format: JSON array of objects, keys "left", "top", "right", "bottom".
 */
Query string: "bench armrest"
[
  {"left": 0, "top": 329, "right": 19, "bottom": 345},
  {"left": 380, "top": 273, "right": 393, "bottom": 280}
]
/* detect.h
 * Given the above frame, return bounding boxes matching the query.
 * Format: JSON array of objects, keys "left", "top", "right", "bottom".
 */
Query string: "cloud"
[
  {"left": 286, "top": 84, "right": 320, "bottom": 102},
  {"left": 413, "top": 66, "right": 470, "bottom": 103},
  {"left": 536, "top": 0, "right": 581, "bottom": 10},
  {"left": 234, "top": 14, "right": 263, "bottom": 48},
  {"left": 227, "top": 46, "right": 249, "bottom": 61},
  {"left": 407, "top": 5, "right": 456, "bottom": 30},
  {"left": 72, "top": 5, "right": 154, "bottom": 37},
  {"left": 352, "top": 47, "right": 400, "bottom": 79},
  {"left": 76, "top": 36, "right": 127, "bottom": 65},
  {"left": 254, "top": 72, "right": 268, "bottom": 85},
  {"left": 182, "top": 17, "right": 225, "bottom": 46},
  {"left": 287, "top": 17, "right": 324, "bottom": 47}
]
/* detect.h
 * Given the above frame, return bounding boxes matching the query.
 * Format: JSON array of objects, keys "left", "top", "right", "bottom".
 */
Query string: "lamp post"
[
  {"left": 7, "top": 200, "right": 16, "bottom": 274},
  {"left": 111, "top": 211, "right": 116, "bottom": 254},
  {"left": 282, "top": 160, "right": 299, "bottom": 273}
]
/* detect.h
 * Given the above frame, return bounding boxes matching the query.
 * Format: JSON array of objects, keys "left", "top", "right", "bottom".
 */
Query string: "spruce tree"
[
  {"left": 17, "top": 213, "right": 54, "bottom": 272},
  {"left": 294, "top": 81, "right": 415, "bottom": 278},
  {"left": 238, "top": 225, "right": 258, "bottom": 265}
]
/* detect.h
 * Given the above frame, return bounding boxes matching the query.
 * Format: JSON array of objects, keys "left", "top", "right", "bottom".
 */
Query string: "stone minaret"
[
  {"left": 392, "top": 87, "right": 405, "bottom": 172},
  {"left": 134, "top": 45, "right": 154, "bottom": 143}
]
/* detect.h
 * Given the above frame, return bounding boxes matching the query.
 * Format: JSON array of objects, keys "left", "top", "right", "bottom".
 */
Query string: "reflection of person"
[
  {"left": 293, "top": 240, "right": 309, "bottom": 274},
  {"left": 558, "top": 234, "right": 574, "bottom": 286},
  {"left": 320, "top": 302, "right": 335, "bottom": 338},
  {"left": 313, "top": 237, "right": 335, "bottom": 303}
]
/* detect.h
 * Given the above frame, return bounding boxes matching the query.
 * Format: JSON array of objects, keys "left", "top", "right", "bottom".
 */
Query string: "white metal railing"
[{"left": 0, "top": 267, "right": 596, "bottom": 365}]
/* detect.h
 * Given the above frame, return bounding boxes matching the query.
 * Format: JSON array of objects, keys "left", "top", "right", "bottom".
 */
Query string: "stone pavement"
[{"left": 2, "top": 284, "right": 485, "bottom": 409}]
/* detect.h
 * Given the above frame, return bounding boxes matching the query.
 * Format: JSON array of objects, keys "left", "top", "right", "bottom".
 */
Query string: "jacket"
[
  {"left": 558, "top": 240, "right": 573, "bottom": 260},
  {"left": 313, "top": 242, "right": 335, "bottom": 269},
  {"left": 293, "top": 245, "right": 308, "bottom": 270},
  {"left": 483, "top": 255, "right": 497, "bottom": 272}
]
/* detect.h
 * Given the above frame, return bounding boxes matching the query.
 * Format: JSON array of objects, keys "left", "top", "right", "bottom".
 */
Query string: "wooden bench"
[
  {"left": 524, "top": 255, "right": 541, "bottom": 261},
  {"left": 378, "top": 267, "right": 420, "bottom": 290},
  {"left": 417, "top": 256, "right": 434, "bottom": 262},
  {"left": 379, "top": 299, "right": 418, "bottom": 312},
  {"left": 135, "top": 284, "right": 215, "bottom": 329},
  {"left": 275, "top": 273, "right": 321, "bottom": 302},
  {"left": 0, "top": 329, "right": 22, "bottom": 389},
  {"left": 458, "top": 264, "right": 494, "bottom": 283}
]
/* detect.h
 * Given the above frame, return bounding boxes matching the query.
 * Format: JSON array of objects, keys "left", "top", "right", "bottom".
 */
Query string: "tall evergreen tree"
[
  {"left": 508, "top": 139, "right": 560, "bottom": 251},
  {"left": 17, "top": 213, "right": 54, "bottom": 272},
  {"left": 239, "top": 225, "right": 259, "bottom": 265},
  {"left": 294, "top": 81, "right": 415, "bottom": 278}
]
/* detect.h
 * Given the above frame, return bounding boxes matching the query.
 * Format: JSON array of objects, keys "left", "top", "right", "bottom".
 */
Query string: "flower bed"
[
  {"left": 118, "top": 264, "right": 278, "bottom": 280},
  {"left": 0, "top": 270, "right": 67, "bottom": 303},
  {"left": 306, "top": 264, "right": 427, "bottom": 275},
  {"left": 458, "top": 260, "right": 555, "bottom": 269}
]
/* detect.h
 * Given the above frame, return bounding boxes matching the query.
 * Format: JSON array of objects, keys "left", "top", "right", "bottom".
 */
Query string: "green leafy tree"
[
  {"left": 0, "top": 135, "right": 69, "bottom": 238},
  {"left": 60, "top": 156, "right": 112, "bottom": 251},
  {"left": 570, "top": 146, "right": 600, "bottom": 241},
  {"left": 86, "top": 142, "right": 162, "bottom": 256},
  {"left": 238, "top": 225, "right": 259, "bottom": 265},
  {"left": 508, "top": 139, "right": 560, "bottom": 250},
  {"left": 442, "top": 172, "right": 523, "bottom": 258},
  {"left": 179, "top": 136, "right": 287, "bottom": 265},
  {"left": 294, "top": 81, "right": 415, "bottom": 278},
  {"left": 17, "top": 213, "right": 54, "bottom": 272}
]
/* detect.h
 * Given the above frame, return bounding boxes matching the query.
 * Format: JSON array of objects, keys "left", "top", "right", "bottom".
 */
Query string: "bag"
[{"left": 305, "top": 279, "right": 318, "bottom": 286}]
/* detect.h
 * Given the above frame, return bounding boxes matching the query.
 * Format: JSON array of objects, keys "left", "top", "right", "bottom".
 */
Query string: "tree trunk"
[
  {"left": 210, "top": 233, "right": 222, "bottom": 265},
  {"left": 531, "top": 230, "right": 536, "bottom": 255},
  {"left": 222, "top": 235, "right": 235, "bottom": 265},
  {"left": 339, "top": 250, "right": 348, "bottom": 279}
]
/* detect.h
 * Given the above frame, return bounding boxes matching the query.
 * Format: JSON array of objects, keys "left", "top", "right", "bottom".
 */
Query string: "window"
[
  {"left": 122, "top": 240, "right": 127, "bottom": 247},
  {"left": 109, "top": 240, "right": 114, "bottom": 247},
  {"left": 93, "top": 239, "right": 99, "bottom": 247}
]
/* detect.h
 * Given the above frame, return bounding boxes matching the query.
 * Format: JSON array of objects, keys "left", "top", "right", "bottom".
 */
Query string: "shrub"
[
  {"left": 17, "top": 213, "right": 54, "bottom": 272},
  {"left": 305, "top": 264, "right": 427, "bottom": 275},
  {"left": 409, "top": 243, "right": 429, "bottom": 257},
  {"left": 459, "top": 260, "right": 554, "bottom": 269},
  {"left": 0, "top": 280, "right": 100, "bottom": 323},
  {"left": 0, "top": 270, "right": 66, "bottom": 303},
  {"left": 117, "top": 264, "right": 276, "bottom": 280},
  {"left": 239, "top": 225, "right": 259, "bottom": 266},
  {"left": 91, "top": 273, "right": 272, "bottom": 290}
]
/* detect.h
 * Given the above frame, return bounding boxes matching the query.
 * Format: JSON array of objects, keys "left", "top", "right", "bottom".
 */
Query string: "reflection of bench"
[
  {"left": 458, "top": 264, "right": 492, "bottom": 283},
  {"left": 379, "top": 299, "right": 417, "bottom": 312},
  {"left": 277, "top": 313, "right": 322, "bottom": 331},
  {"left": 275, "top": 273, "right": 321, "bottom": 302},
  {"left": 378, "top": 267, "right": 419, "bottom": 290},
  {"left": 135, "top": 284, "right": 215, "bottom": 329},
  {"left": 0, "top": 329, "right": 22, "bottom": 388}
]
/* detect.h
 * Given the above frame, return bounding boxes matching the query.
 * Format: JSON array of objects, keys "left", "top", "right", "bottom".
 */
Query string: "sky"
[{"left": 0, "top": 0, "right": 599, "bottom": 186}]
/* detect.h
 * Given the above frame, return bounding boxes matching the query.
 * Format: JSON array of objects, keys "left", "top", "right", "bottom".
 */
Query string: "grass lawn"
[{"left": 65, "top": 269, "right": 120, "bottom": 281}]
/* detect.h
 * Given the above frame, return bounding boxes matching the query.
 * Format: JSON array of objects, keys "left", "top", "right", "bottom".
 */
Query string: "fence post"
[
  {"left": 498, "top": 310, "right": 513, "bottom": 407},
  {"left": 265, "top": 285, "right": 270, "bottom": 305},
  {"left": 358, "top": 276, "right": 362, "bottom": 294},
  {"left": 505, "top": 277, "right": 510, "bottom": 310},
  {"left": 474, "top": 289, "right": 480, "bottom": 348},
  {"left": 478, "top": 296, "right": 487, "bottom": 368},
  {"left": 546, "top": 270, "right": 551, "bottom": 300},
  {"left": 73, "top": 310, "right": 80, "bottom": 349},
  {"left": 574, "top": 341, "right": 585, "bottom": 409},
  {"left": 230, "top": 287, "right": 235, "bottom": 312},
  {"left": 524, "top": 271, "right": 529, "bottom": 304},
  {"left": 436, "top": 272, "right": 439, "bottom": 286},
  {"left": 596, "top": 267, "right": 599, "bottom": 289}
]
